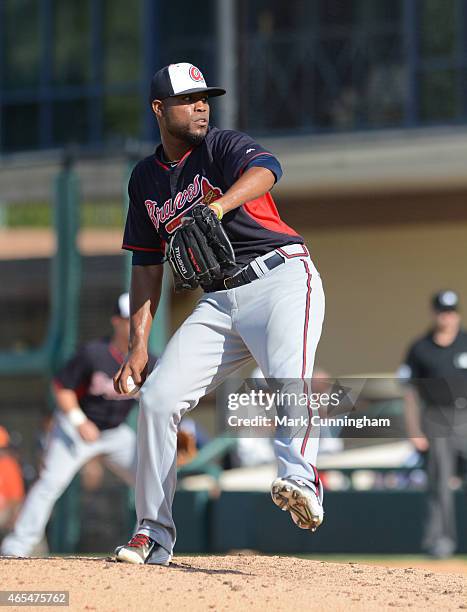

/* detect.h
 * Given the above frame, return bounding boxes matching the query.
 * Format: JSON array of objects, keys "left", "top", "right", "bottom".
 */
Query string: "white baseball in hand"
[{"left": 126, "top": 376, "right": 140, "bottom": 395}]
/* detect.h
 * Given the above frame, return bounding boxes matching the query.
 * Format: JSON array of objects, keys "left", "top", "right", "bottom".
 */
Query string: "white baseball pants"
[
  {"left": 0, "top": 414, "right": 137, "bottom": 557},
  {"left": 136, "top": 244, "right": 325, "bottom": 554}
]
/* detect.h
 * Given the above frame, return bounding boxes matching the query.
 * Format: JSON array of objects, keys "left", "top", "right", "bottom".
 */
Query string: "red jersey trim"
[
  {"left": 109, "top": 344, "right": 125, "bottom": 365},
  {"left": 52, "top": 378, "right": 88, "bottom": 402},
  {"left": 122, "top": 244, "right": 165, "bottom": 253},
  {"left": 179, "top": 148, "right": 194, "bottom": 164},
  {"left": 238, "top": 152, "right": 274, "bottom": 176},
  {"left": 155, "top": 158, "right": 170, "bottom": 171},
  {"left": 75, "top": 381, "right": 89, "bottom": 402},
  {"left": 154, "top": 148, "right": 193, "bottom": 171},
  {"left": 243, "top": 193, "right": 300, "bottom": 237}
]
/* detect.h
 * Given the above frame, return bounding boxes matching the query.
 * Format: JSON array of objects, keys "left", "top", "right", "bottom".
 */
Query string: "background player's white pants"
[
  {"left": 136, "top": 244, "right": 325, "bottom": 554},
  {"left": 0, "top": 414, "right": 137, "bottom": 557}
]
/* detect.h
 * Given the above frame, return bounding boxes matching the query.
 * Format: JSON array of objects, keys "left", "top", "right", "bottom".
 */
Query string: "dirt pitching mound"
[{"left": 1, "top": 555, "right": 466, "bottom": 611}]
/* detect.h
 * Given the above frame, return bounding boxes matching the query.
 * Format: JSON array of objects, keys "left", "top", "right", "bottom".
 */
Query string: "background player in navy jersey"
[
  {"left": 1, "top": 294, "right": 156, "bottom": 558},
  {"left": 114, "top": 63, "right": 326, "bottom": 565}
]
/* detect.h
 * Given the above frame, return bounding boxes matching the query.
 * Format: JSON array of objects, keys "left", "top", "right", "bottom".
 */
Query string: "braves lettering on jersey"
[
  {"left": 54, "top": 338, "right": 157, "bottom": 430},
  {"left": 123, "top": 127, "right": 304, "bottom": 270}
]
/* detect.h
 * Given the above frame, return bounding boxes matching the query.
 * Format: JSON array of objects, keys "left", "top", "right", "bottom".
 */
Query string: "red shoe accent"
[{"left": 127, "top": 534, "right": 152, "bottom": 548}]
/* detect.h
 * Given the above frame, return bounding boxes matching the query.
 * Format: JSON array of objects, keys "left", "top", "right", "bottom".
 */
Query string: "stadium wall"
[{"left": 307, "top": 218, "right": 467, "bottom": 375}]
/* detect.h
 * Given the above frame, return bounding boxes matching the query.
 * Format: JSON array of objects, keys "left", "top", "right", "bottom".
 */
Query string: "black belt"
[{"left": 210, "top": 252, "right": 285, "bottom": 291}]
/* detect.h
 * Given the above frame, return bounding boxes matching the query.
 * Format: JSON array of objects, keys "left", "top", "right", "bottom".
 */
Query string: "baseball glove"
[{"left": 167, "top": 204, "right": 236, "bottom": 291}]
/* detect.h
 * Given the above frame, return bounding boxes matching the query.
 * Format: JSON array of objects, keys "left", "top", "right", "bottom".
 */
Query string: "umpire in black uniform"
[{"left": 400, "top": 290, "right": 467, "bottom": 558}]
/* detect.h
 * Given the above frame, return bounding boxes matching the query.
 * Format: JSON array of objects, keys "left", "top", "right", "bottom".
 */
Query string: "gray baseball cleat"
[
  {"left": 271, "top": 477, "right": 324, "bottom": 532},
  {"left": 115, "top": 534, "right": 172, "bottom": 565}
]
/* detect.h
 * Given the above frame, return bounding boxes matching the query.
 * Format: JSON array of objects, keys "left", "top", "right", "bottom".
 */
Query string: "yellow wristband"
[{"left": 209, "top": 202, "right": 224, "bottom": 220}]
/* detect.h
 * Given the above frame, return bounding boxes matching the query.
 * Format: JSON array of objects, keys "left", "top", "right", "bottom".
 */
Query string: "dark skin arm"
[
  {"left": 211, "top": 166, "right": 276, "bottom": 216},
  {"left": 113, "top": 264, "right": 164, "bottom": 394}
]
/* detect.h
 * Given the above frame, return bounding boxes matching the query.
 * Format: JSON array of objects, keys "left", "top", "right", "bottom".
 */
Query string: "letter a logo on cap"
[{"left": 189, "top": 65, "right": 204, "bottom": 82}]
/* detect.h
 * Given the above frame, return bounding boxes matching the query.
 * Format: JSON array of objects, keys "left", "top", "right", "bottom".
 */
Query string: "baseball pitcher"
[{"left": 113, "top": 63, "right": 326, "bottom": 565}]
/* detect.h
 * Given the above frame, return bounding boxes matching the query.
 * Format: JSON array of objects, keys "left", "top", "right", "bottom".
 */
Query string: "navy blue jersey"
[
  {"left": 123, "top": 127, "right": 304, "bottom": 269},
  {"left": 53, "top": 338, "right": 157, "bottom": 431}
]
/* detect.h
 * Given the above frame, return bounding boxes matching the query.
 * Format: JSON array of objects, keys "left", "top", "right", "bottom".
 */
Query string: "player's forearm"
[
  {"left": 54, "top": 387, "right": 89, "bottom": 426},
  {"left": 214, "top": 167, "right": 276, "bottom": 215},
  {"left": 129, "top": 264, "right": 164, "bottom": 351},
  {"left": 403, "top": 388, "right": 424, "bottom": 437},
  {"left": 54, "top": 388, "right": 82, "bottom": 414}
]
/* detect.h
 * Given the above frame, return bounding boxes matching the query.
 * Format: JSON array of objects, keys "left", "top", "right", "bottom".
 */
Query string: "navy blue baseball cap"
[
  {"left": 431, "top": 290, "right": 459, "bottom": 312},
  {"left": 149, "top": 63, "right": 226, "bottom": 103}
]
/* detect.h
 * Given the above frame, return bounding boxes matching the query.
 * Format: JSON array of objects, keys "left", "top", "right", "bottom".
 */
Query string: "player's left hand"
[
  {"left": 410, "top": 435, "right": 429, "bottom": 452},
  {"left": 77, "top": 419, "right": 101, "bottom": 443},
  {"left": 167, "top": 204, "right": 235, "bottom": 291}
]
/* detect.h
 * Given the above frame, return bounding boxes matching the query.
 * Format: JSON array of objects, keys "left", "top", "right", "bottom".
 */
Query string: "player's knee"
[{"left": 140, "top": 380, "right": 179, "bottom": 420}]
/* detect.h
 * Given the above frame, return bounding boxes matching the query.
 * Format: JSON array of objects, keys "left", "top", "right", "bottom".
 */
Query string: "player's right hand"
[
  {"left": 409, "top": 436, "right": 429, "bottom": 452},
  {"left": 78, "top": 419, "right": 101, "bottom": 443},
  {"left": 113, "top": 346, "right": 149, "bottom": 395}
]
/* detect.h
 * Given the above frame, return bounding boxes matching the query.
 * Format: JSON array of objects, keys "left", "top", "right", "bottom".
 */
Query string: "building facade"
[
  {"left": 1, "top": 0, "right": 466, "bottom": 152},
  {"left": 1, "top": 0, "right": 467, "bottom": 376}
]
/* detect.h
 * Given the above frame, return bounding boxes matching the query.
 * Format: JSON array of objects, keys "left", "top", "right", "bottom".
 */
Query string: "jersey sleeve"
[
  {"left": 213, "top": 130, "right": 283, "bottom": 186},
  {"left": 54, "top": 344, "right": 93, "bottom": 392},
  {"left": 398, "top": 344, "right": 423, "bottom": 384},
  {"left": 123, "top": 166, "right": 166, "bottom": 266}
]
